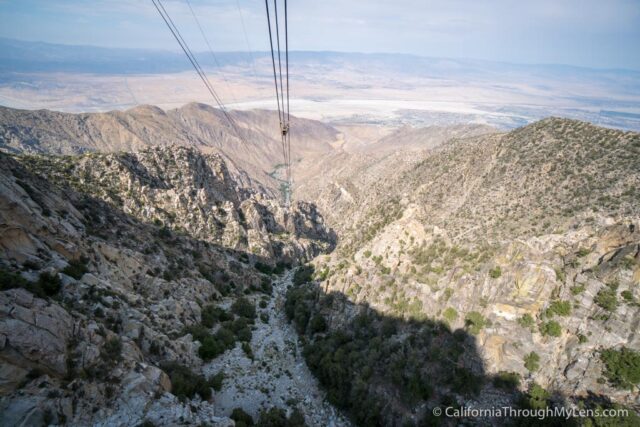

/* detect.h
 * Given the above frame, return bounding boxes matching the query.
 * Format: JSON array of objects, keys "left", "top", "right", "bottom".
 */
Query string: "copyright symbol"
[{"left": 433, "top": 407, "right": 442, "bottom": 417}]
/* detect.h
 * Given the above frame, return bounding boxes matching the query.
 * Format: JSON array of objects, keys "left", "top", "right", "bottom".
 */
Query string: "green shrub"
[
  {"left": 523, "top": 383, "right": 550, "bottom": 410},
  {"left": 260, "top": 279, "right": 274, "bottom": 295},
  {"left": 36, "top": 272, "right": 62, "bottom": 297},
  {"left": 100, "top": 337, "right": 122, "bottom": 365},
  {"left": 255, "top": 261, "right": 273, "bottom": 275},
  {"left": 183, "top": 324, "right": 212, "bottom": 342},
  {"left": 315, "top": 267, "right": 329, "bottom": 281},
  {"left": 546, "top": 300, "right": 571, "bottom": 317},
  {"left": 570, "top": 284, "right": 585, "bottom": 295},
  {"left": 293, "top": 265, "right": 315, "bottom": 286},
  {"left": 406, "top": 375, "right": 433, "bottom": 401},
  {"left": 242, "top": 342, "right": 254, "bottom": 360},
  {"left": 451, "top": 368, "right": 483, "bottom": 396},
  {"left": 539, "top": 320, "right": 562, "bottom": 337},
  {"left": 273, "top": 262, "right": 290, "bottom": 275},
  {"left": 199, "top": 336, "right": 225, "bottom": 360},
  {"left": 285, "top": 286, "right": 314, "bottom": 333},
  {"left": 231, "top": 408, "right": 254, "bottom": 427},
  {"left": 309, "top": 314, "right": 327, "bottom": 333},
  {"left": 595, "top": 285, "right": 618, "bottom": 312},
  {"left": 621, "top": 290, "right": 634, "bottom": 303},
  {"left": 0, "top": 268, "right": 30, "bottom": 291},
  {"left": 465, "top": 311, "right": 488, "bottom": 335},
  {"left": 158, "top": 226, "right": 172, "bottom": 239},
  {"left": 209, "top": 371, "right": 224, "bottom": 391},
  {"left": 443, "top": 307, "right": 458, "bottom": 324},
  {"left": 230, "top": 318, "right": 250, "bottom": 334},
  {"left": 201, "top": 305, "right": 227, "bottom": 328},
  {"left": 0, "top": 267, "right": 66, "bottom": 299},
  {"left": 160, "top": 362, "right": 218, "bottom": 401},
  {"left": 517, "top": 313, "right": 535, "bottom": 329},
  {"left": 216, "top": 327, "right": 237, "bottom": 347},
  {"left": 576, "top": 401, "right": 640, "bottom": 426},
  {"left": 600, "top": 347, "right": 640, "bottom": 390},
  {"left": 380, "top": 318, "right": 397, "bottom": 337},
  {"left": 576, "top": 248, "right": 591, "bottom": 257},
  {"left": 257, "top": 407, "right": 306, "bottom": 427},
  {"left": 62, "top": 257, "right": 89, "bottom": 279},
  {"left": 524, "top": 352, "right": 540, "bottom": 372},
  {"left": 492, "top": 371, "right": 521, "bottom": 390},
  {"left": 232, "top": 297, "right": 256, "bottom": 320},
  {"left": 489, "top": 266, "right": 502, "bottom": 279}
]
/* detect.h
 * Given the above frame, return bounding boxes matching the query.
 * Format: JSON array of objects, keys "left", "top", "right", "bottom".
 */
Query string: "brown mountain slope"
[
  {"left": 356, "top": 123, "right": 494, "bottom": 153},
  {"left": 293, "top": 125, "right": 497, "bottom": 235},
  {"left": 0, "top": 103, "right": 339, "bottom": 193},
  {"left": 319, "top": 117, "right": 640, "bottom": 253}
]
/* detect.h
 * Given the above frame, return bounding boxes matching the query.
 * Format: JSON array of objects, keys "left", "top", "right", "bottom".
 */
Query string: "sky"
[{"left": 0, "top": 0, "right": 639, "bottom": 70}]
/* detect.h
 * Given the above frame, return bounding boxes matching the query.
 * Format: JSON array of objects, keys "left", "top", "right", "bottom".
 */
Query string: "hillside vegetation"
[{"left": 299, "top": 118, "right": 640, "bottom": 424}]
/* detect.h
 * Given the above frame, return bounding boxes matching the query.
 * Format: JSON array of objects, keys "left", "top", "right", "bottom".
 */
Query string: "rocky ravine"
[
  {"left": 17, "top": 145, "right": 335, "bottom": 264},
  {"left": 203, "top": 269, "right": 349, "bottom": 426},
  {"left": 0, "top": 146, "right": 339, "bottom": 426}
]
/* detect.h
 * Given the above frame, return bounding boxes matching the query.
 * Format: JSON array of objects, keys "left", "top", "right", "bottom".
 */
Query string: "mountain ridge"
[{"left": 3, "top": 37, "right": 639, "bottom": 74}]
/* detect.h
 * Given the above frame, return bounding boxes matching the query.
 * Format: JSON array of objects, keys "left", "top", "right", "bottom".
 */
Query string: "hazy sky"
[{"left": 1, "top": 0, "right": 639, "bottom": 70}]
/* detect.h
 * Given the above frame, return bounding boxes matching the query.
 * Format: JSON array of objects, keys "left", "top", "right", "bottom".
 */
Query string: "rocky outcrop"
[
  {"left": 0, "top": 289, "right": 75, "bottom": 391},
  {"left": 17, "top": 145, "right": 335, "bottom": 265}
]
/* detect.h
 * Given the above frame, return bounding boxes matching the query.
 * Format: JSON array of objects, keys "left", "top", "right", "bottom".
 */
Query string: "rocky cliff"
[{"left": 17, "top": 145, "right": 335, "bottom": 264}]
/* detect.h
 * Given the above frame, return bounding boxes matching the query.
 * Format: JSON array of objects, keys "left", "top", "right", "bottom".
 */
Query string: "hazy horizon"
[
  {"left": 1, "top": 0, "right": 639, "bottom": 70},
  {"left": 1, "top": 37, "right": 639, "bottom": 132},
  {"left": 3, "top": 36, "right": 640, "bottom": 73}
]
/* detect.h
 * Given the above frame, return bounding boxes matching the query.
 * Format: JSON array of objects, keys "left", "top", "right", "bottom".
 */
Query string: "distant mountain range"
[{"left": 2, "top": 37, "right": 639, "bottom": 77}]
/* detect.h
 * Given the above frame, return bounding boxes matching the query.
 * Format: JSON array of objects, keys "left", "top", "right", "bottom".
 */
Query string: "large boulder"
[{"left": 0, "top": 288, "right": 75, "bottom": 392}]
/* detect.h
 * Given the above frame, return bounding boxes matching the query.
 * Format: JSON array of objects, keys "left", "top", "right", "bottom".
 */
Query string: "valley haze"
[{"left": 1, "top": 38, "right": 640, "bottom": 131}]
